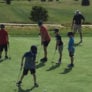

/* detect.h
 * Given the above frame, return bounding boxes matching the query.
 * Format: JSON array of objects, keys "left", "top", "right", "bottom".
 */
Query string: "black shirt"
[
  {"left": 56, "top": 34, "right": 63, "bottom": 46},
  {"left": 73, "top": 14, "right": 85, "bottom": 25}
]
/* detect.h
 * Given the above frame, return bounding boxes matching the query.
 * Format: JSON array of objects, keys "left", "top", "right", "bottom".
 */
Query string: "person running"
[
  {"left": 72, "top": 10, "right": 85, "bottom": 44},
  {"left": 38, "top": 21, "right": 51, "bottom": 62},
  {"left": 54, "top": 28, "right": 63, "bottom": 64},
  {"left": 0, "top": 24, "right": 9, "bottom": 59},
  {"left": 67, "top": 32, "right": 75, "bottom": 67},
  {"left": 17, "top": 45, "right": 38, "bottom": 87}
]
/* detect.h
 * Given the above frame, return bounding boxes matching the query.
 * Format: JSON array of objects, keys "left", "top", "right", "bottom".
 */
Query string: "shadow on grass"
[
  {"left": 0, "top": 57, "right": 11, "bottom": 63},
  {"left": 46, "top": 64, "right": 60, "bottom": 71},
  {"left": 17, "top": 85, "right": 36, "bottom": 92},
  {"left": 36, "top": 62, "right": 45, "bottom": 69},
  {"left": 61, "top": 67, "right": 72, "bottom": 74}
]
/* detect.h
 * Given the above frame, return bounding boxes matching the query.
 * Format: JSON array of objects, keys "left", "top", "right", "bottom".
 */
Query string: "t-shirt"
[
  {"left": 40, "top": 26, "right": 51, "bottom": 42},
  {"left": 0, "top": 29, "right": 8, "bottom": 45},
  {"left": 55, "top": 34, "right": 63, "bottom": 46},
  {"left": 73, "top": 14, "right": 85, "bottom": 25},
  {"left": 68, "top": 37, "right": 75, "bottom": 52},
  {"left": 24, "top": 51, "right": 36, "bottom": 69}
]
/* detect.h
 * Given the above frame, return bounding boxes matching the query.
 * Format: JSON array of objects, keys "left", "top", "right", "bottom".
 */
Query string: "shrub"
[
  {"left": 81, "top": 0, "right": 90, "bottom": 6},
  {"left": 30, "top": 6, "right": 48, "bottom": 22}
]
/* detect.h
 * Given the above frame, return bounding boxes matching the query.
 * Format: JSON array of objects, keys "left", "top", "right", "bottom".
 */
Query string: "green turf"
[
  {"left": 0, "top": 37, "right": 92, "bottom": 92},
  {"left": 5, "top": 25, "right": 92, "bottom": 37},
  {"left": 0, "top": 0, "right": 92, "bottom": 24}
]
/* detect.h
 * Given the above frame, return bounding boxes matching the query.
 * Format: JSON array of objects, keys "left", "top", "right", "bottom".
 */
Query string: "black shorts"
[
  {"left": 42, "top": 41, "right": 50, "bottom": 47},
  {"left": 0, "top": 44, "right": 8, "bottom": 52},
  {"left": 69, "top": 52, "right": 74, "bottom": 57},
  {"left": 23, "top": 68, "right": 35, "bottom": 75}
]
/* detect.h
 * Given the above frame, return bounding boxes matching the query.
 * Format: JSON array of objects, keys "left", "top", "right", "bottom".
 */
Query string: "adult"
[{"left": 72, "top": 10, "right": 85, "bottom": 43}]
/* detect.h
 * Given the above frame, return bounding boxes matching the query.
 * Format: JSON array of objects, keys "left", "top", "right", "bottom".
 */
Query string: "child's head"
[
  {"left": 67, "top": 32, "right": 74, "bottom": 37},
  {"left": 0, "top": 24, "right": 5, "bottom": 29},
  {"left": 54, "top": 28, "right": 59, "bottom": 35},
  {"left": 38, "top": 20, "right": 43, "bottom": 27},
  {"left": 30, "top": 45, "right": 37, "bottom": 54}
]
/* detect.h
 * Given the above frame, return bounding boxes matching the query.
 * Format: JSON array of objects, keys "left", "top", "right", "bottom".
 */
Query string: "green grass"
[
  {"left": 5, "top": 25, "right": 92, "bottom": 37},
  {"left": 0, "top": 0, "right": 92, "bottom": 24},
  {"left": 0, "top": 37, "right": 92, "bottom": 92}
]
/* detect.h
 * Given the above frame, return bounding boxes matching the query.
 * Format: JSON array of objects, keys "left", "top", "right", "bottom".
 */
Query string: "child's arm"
[{"left": 20, "top": 56, "right": 24, "bottom": 70}]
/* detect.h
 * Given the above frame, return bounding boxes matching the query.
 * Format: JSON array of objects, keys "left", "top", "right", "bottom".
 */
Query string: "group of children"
[
  {"left": 16, "top": 21, "right": 75, "bottom": 87},
  {"left": 0, "top": 23, "right": 75, "bottom": 87}
]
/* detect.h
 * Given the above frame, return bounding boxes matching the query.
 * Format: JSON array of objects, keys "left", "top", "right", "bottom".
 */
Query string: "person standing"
[
  {"left": 17, "top": 45, "right": 38, "bottom": 87},
  {"left": 67, "top": 32, "right": 75, "bottom": 67},
  {"left": 38, "top": 21, "right": 51, "bottom": 62},
  {"left": 72, "top": 10, "right": 85, "bottom": 44},
  {"left": 54, "top": 28, "right": 63, "bottom": 64},
  {"left": 0, "top": 24, "right": 9, "bottom": 59}
]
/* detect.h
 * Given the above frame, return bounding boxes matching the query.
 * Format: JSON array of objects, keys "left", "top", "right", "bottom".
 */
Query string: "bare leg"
[
  {"left": 70, "top": 56, "right": 74, "bottom": 65},
  {"left": 32, "top": 73, "right": 38, "bottom": 87},
  {"left": 0, "top": 51, "right": 2, "bottom": 58},
  {"left": 43, "top": 46, "right": 47, "bottom": 58},
  {"left": 19, "top": 74, "right": 24, "bottom": 82},
  {"left": 33, "top": 73, "right": 36, "bottom": 84}
]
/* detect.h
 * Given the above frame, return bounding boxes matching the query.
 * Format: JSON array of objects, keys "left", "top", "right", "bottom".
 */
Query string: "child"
[
  {"left": 38, "top": 20, "right": 51, "bottom": 62},
  {"left": 67, "top": 32, "right": 75, "bottom": 67},
  {"left": 17, "top": 45, "right": 38, "bottom": 87},
  {"left": 0, "top": 24, "right": 9, "bottom": 59},
  {"left": 54, "top": 29, "right": 63, "bottom": 64}
]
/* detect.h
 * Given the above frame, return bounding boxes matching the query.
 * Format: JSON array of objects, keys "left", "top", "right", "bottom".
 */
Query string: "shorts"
[
  {"left": 23, "top": 68, "right": 35, "bottom": 75},
  {"left": 73, "top": 24, "right": 82, "bottom": 33},
  {"left": 69, "top": 51, "right": 74, "bottom": 57},
  {"left": 0, "top": 44, "right": 8, "bottom": 52},
  {"left": 57, "top": 45, "right": 63, "bottom": 54},
  {"left": 42, "top": 41, "right": 50, "bottom": 47}
]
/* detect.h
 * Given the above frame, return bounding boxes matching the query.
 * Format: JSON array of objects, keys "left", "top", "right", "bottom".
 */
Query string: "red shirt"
[
  {"left": 0, "top": 29, "right": 8, "bottom": 45},
  {"left": 40, "top": 26, "right": 51, "bottom": 42}
]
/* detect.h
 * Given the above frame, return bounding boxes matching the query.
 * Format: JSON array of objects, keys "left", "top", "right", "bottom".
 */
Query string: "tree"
[
  {"left": 5, "top": 0, "right": 12, "bottom": 5},
  {"left": 41, "top": 0, "right": 46, "bottom": 2},
  {"left": 81, "top": 0, "right": 90, "bottom": 6},
  {"left": 30, "top": 6, "right": 48, "bottom": 22}
]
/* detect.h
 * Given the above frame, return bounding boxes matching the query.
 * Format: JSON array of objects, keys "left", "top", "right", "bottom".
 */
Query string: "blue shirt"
[
  {"left": 23, "top": 51, "right": 36, "bottom": 69},
  {"left": 68, "top": 37, "right": 75, "bottom": 52}
]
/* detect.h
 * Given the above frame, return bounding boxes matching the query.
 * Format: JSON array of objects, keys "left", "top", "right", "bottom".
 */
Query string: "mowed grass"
[
  {"left": 0, "top": 37, "right": 92, "bottom": 92},
  {"left": 0, "top": 0, "right": 92, "bottom": 24}
]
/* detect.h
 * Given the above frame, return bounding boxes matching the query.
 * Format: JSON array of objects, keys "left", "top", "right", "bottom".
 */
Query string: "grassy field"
[
  {"left": 0, "top": 0, "right": 92, "bottom": 24},
  {"left": 5, "top": 25, "right": 92, "bottom": 37},
  {"left": 0, "top": 37, "right": 92, "bottom": 92}
]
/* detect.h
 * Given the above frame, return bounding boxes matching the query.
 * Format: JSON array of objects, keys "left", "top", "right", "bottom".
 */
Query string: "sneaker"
[
  {"left": 16, "top": 81, "right": 22, "bottom": 86},
  {"left": 68, "top": 64, "right": 74, "bottom": 67},
  {"left": 34, "top": 83, "right": 39, "bottom": 87},
  {"left": 5, "top": 56, "right": 8, "bottom": 59},
  {"left": 40, "top": 57, "right": 47, "bottom": 62}
]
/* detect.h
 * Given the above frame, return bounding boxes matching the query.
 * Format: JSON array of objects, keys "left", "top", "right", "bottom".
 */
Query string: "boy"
[
  {"left": 54, "top": 29, "right": 63, "bottom": 64},
  {"left": 0, "top": 24, "right": 9, "bottom": 59},
  {"left": 38, "top": 21, "right": 51, "bottom": 62},
  {"left": 67, "top": 32, "right": 75, "bottom": 67},
  {"left": 17, "top": 45, "right": 38, "bottom": 87}
]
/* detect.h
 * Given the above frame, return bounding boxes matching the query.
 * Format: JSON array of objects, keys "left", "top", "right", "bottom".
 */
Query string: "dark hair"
[
  {"left": 67, "top": 32, "right": 74, "bottom": 36},
  {"left": 0, "top": 24, "right": 5, "bottom": 29},
  {"left": 38, "top": 20, "right": 43, "bottom": 26},
  {"left": 31, "top": 45, "right": 37, "bottom": 54},
  {"left": 54, "top": 28, "right": 59, "bottom": 33}
]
